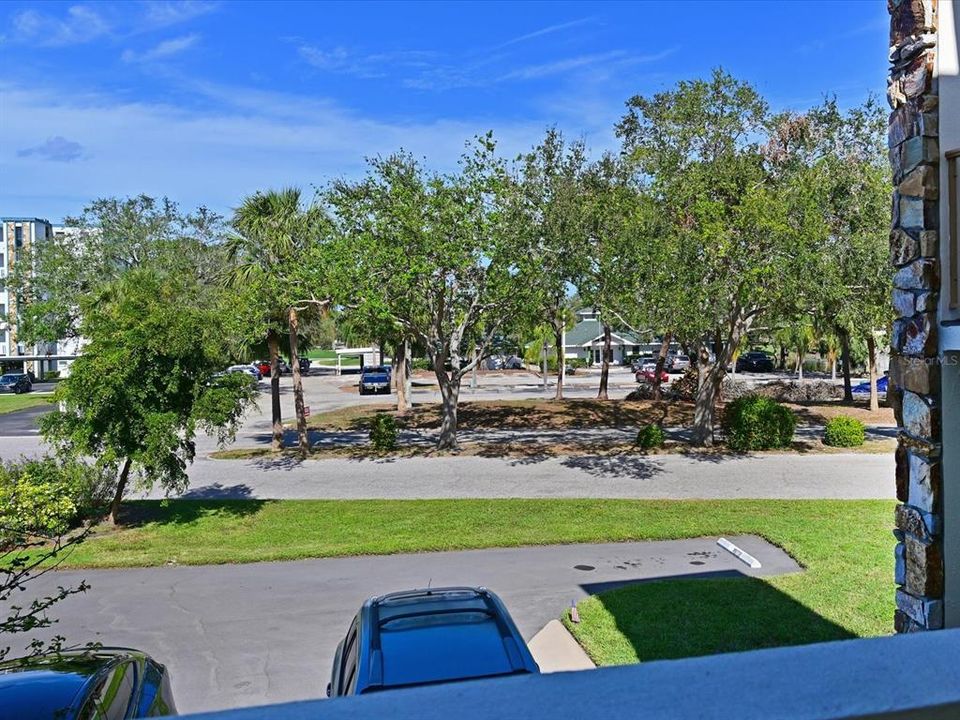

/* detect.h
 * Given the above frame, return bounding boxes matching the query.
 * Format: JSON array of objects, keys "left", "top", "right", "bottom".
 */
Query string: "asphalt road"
[
  {"left": 0, "top": 403, "right": 48, "bottom": 436},
  {"left": 24, "top": 536, "right": 799, "bottom": 714}
]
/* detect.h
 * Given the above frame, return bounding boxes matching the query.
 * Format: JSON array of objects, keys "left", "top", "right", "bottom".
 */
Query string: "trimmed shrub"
[
  {"left": 722, "top": 395, "right": 796, "bottom": 451},
  {"left": 566, "top": 358, "right": 587, "bottom": 370},
  {"left": 410, "top": 358, "right": 431, "bottom": 371},
  {"left": 636, "top": 424, "right": 665, "bottom": 450},
  {"left": 823, "top": 415, "right": 866, "bottom": 447},
  {"left": 753, "top": 380, "right": 843, "bottom": 402},
  {"left": 369, "top": 414, "right": 398, "bottom": 451}
]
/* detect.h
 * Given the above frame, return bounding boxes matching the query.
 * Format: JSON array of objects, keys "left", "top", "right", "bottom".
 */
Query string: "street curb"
[{"left": 527, "top": 619, "right": 595, "bottom": 673}]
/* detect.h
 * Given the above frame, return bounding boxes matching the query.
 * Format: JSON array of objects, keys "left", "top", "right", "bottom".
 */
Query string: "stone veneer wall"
[{"left": 888, "top": 0, "right": 944, "bottom": 632}]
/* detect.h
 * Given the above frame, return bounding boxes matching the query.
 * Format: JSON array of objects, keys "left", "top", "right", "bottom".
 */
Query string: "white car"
[{"left": 227, "top": 365, "right": 261, "bottom": 382}]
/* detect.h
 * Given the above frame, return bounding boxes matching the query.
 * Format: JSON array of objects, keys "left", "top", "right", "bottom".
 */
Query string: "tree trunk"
[
  {"left": 109, "top": 457, "right": 132, "bottom": 525},
  {"left": 554, "top": 324, "right": 565, "bottom": 401},
  {"left": 839, "top": 328, "right": 853, "bottom": 402},
  {"left": 828, "top": 350, "right": 837, "bottom": 381},
  {"left": 652, "top": 332, "right": 672, "bottom": 401},
  {"left": 267, "top": 329, "right": 283, "bottom": 450},
  {"left": 691, "top": 344, "right": 720, "bottom": 446},
  {"left": 288, "top": 307, "right": 309, "bottom": 458},
  {"left": 394, "top": 339, "right": 412, "bottom": 414},
  {"left": 796, "top": 347, "right": 803, "bottom": 381},
  {"left": 597, "top": 323, "right": 612, "bottom": 401},
  {"left": 436, "top": 367, "right": 461, "bottom": 450},
  {"left": 779, "top": 343, "right": 787, "bottom": 371},
  {"left": 867, "top": 333, "right": 879, "bottom": 413}
]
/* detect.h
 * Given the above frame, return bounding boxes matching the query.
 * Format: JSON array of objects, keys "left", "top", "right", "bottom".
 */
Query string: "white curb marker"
[{"left": 717, "top": 538, "right": 762, "bottom": 569}]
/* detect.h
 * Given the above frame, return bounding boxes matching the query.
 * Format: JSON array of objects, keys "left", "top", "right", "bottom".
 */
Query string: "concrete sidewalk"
[{"left": 528, "top": 620, "right": 595, "bottom": 672}]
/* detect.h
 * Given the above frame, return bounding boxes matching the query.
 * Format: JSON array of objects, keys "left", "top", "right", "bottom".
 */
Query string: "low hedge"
[
  {"left": 722, "top": 395, "right": 796, "bottom": 451},
  {"left": 823, "top": 416, "right": 866, "bottom": 447}
]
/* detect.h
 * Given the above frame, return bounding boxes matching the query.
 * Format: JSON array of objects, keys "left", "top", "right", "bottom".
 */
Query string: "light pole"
[{"left": 542, "top": 342, "right": 549, "bottom": 390}]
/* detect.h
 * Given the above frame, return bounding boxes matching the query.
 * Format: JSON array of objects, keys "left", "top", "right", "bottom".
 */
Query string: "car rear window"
[{"left": 378, "top": 612, "right": 514, "bottom": 688}]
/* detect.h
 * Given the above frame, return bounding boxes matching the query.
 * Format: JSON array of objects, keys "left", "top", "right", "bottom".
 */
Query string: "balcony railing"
[{"left": 178, "top": 629, "right": 960, "bottom": 719}]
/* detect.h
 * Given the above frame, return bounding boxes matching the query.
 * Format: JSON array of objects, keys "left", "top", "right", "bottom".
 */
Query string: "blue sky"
[{"left": 0, "top": 0, "right": 889, "bottom": 223}]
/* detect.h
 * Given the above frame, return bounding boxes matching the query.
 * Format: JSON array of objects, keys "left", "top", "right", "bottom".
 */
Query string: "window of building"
[{"left": 13, "top": 226, "right": 22, "bottom": 248}]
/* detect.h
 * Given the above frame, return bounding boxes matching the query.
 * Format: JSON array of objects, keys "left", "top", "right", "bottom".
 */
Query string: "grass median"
[
  {"left": 62, "top": 498, "right": 894, "bottom": 658},
  {"left": 0, "top": 394, "right": 51, "bottom": 414}
]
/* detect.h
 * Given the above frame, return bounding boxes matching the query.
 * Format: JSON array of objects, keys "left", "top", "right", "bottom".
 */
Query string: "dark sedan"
[
  {"left": 0, "top": 647, "right": 177, "bottom": 719},
  {"left": 0, "top": 373, "right": 32, "bottom": 394},
  {"left": 327, "top": 586, "right": 539, "bottom": 697},
  {"left": 735, "top": 351, "right": 775, "bottom": 373}
]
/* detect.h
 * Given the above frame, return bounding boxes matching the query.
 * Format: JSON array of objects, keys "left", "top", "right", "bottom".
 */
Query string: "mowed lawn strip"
[
  {"left": 62, "top": 499, "right": 893, "bottom": 654},
  {"left": 0, "top": 394, "right": 51, "bottom": 415}
]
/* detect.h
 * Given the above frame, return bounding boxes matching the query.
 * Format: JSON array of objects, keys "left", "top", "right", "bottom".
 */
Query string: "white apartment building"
[{"left": 0, "top": 216, "right": 74, "bottom": 377}]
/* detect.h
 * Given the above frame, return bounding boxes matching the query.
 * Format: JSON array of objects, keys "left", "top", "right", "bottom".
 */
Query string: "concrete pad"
[{"left": 528, "top": 620, "right": 595, "bottom": 673}]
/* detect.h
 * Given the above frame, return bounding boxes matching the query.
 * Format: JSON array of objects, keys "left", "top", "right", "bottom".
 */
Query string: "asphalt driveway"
[{"left": 25, "top": 536, "right": 798, "bottom": 714}]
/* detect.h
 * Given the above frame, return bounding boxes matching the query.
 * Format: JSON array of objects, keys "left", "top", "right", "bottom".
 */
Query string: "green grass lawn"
[
  {"left": 0, "top": 394, "right": 51, "bottom": 414},
  {"left": 63, "top": 498, "right": 894, "bottom": 661}
]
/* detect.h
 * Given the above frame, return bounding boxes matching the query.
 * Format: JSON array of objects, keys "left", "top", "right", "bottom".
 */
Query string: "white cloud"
[
  {"left": 8, "top": 1, "right": 217, "bottom": 47},
  {"left": 0, "top": 82, "right": 559, "bottom": 221},
  {"left": 12, "top": 5, "right": 110, "bottom": 47},
  {"left": 296, "top": 44, "right": 438, "bottom": 79},
  {"left": 122, "top": 33, "right": 200, "bottom": 63},
  {"left": 491, "top": 18, "right": 595, "bottom": 51},
  {"left": 138, "top": 1, "right": 219, "bottom": 32}
]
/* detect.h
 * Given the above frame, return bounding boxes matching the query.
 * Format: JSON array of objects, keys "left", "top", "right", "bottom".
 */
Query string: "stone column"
[{"left": 888, "top": 0, "right": 944, "bottom": 632}]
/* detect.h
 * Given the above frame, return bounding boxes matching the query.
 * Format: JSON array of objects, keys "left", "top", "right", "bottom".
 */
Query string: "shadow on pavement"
[
  {"left": 579, "top": 572, "right": 855, "bottom": 662},
  {"left": 559, "top": 453, "right": 665, "bottom": 480}
]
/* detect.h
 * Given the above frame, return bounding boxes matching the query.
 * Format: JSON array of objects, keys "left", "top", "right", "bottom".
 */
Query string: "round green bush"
[
  {"left": 722, "top": 395, "right": 796, "bottom": 451},
  {"left": 369, "top": 414, "right": 398, "bottom": 451},
  {"left": 636, "top": 423, "right": 665, "bottom": 450},
  {"left": 410, "top": 358, "right": 431, "bottom": 371},
  {"left": 823, "top": 415, "right": 866, "bottom": 447}
]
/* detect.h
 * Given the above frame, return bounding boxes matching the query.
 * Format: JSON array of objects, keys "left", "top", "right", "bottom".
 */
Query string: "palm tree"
[{"left": 227, "top": 188, "right": 326, "bottom": 457}]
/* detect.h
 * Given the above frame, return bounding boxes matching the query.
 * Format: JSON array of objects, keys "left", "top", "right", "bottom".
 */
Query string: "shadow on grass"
[
  {"left": 116, "top": 498, "right": 271, "bottom": 528},
  {"left": 580, "top": 572, "right": 855, "bottom": 662}
]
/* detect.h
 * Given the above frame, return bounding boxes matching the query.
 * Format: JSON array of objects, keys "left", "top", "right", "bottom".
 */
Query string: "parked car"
[
  {"left": 669, "top": 354, "right": 691, "bottom": 373},
  {"left": 503, "top": 355, "right": 524, "bottom": 370},
  {"left": 486, "top": 355, "right": 504, "bottom": 370},
  {"left": 735, "top": 351, "right": 775, "bottom": 373},
  {"left": 254, "top": 359, "right": 290, "bottom": 377},
  {"left": 359, "top": 366, "right": 391, "bottom": 395},
  {"left": 299, "top": 357, "right": 312, "bottom": 373},
  {"left": 637, "top": 367, "right": 669, "bottom": 384},
  {"left": 0, "top": 373, "right": 32, "bottom": 394},
  {"left": 226, "top": 364, "right": 260, "bottom": 382},
  {"left": 0, "top": 647, "right": 177, "bottom": 719},
  {"left": 853, "top": 375, "right": 889, "bottom": 394},
  {"left": 327, "top": 586, "right": 539, "bottom": 697},
  {"left": 630, "top": 355, "right": 654, "bottom": 372}
]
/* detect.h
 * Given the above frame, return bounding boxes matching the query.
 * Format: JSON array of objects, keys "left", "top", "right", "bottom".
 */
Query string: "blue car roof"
[
  {"left": 0, "top": 650, "right": 130, "bottom": 719},
  {"left": 356, "top": 587, "right": 538, "bottom": 693}
]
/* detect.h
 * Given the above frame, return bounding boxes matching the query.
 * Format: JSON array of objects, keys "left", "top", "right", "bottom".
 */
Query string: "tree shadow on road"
[{"left": 559, "top": 452, "right": 665, "bottom": 480}]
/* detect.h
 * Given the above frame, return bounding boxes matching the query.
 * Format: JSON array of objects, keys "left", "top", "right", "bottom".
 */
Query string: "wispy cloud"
[
  {"left": 499, "top": 51, "right": 629, "bottom": 81},
  {"left": 8, "top": 1, "right": 217, "bottom": 47},
  {"left": 296, "top": 43, "right": 438, "bottom": 79},
  {"left": 491, "top": 18, "right": 595, "bottom": 51},
  {"left": 12, "top": 5, "right": 110, "bottom": 47},
  {"left": 405, "top": 47, "right": 677, "bottom": 91},
  {"left": 122, "top": 33, "right": 200, "bottom": 63},
  {"left": 17, "top": 136, "right": 85, "bottom": 162},
  {"left": 137, "top": 1, "right": 219, "bottom": 33}
]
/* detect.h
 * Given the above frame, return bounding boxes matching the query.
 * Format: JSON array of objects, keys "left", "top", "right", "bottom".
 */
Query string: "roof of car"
[
  {"left": 0, "top": 649, "right": 139, "bottom": 719},
  {"left": 357, "top": 587, "right": 537, "bottom": 692}
]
